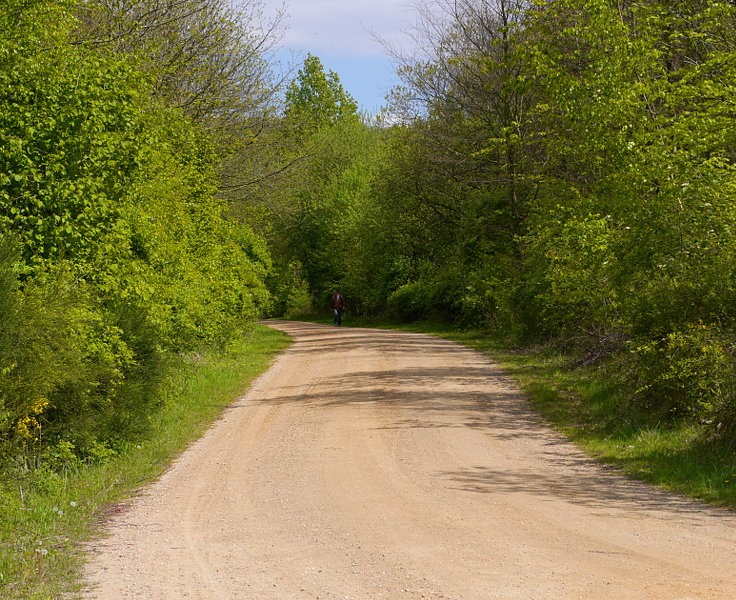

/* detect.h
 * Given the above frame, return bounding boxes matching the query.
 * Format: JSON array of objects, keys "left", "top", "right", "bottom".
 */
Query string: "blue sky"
[{"left": 259, "top": 0, "right": 418, "bottom": 115}]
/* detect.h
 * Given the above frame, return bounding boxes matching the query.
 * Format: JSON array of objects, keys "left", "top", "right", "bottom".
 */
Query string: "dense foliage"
[{"left": 0, "top": 0, "right": 273, "bottom": 467}]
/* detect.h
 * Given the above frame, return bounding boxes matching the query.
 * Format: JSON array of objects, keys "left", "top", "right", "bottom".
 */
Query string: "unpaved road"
[{"left": 84, "top": 321, "right": 736, "bottom": 600}]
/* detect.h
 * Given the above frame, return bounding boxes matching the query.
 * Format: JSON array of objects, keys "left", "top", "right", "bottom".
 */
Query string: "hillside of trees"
[{"left": 3, "top": 0, "right": 736, "bottom": 478}]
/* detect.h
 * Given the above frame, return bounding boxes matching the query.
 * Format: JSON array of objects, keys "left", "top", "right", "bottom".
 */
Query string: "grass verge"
[
  {"left": 0, "top": 323, "right": 290, "bottom": 600},
  {"left": 295, "top": 314, "right": 736, "bottom": 510}
]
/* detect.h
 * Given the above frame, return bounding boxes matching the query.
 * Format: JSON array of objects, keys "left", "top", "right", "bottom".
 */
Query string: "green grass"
[
  {"left": 0, "top": 323, "right": 291, "bottom": 600},
  {"left": 294, "top": 313, "right": 736, "bottom": 510}
]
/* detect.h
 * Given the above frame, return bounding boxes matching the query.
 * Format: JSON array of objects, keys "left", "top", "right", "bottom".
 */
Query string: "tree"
[
  {"left": 246, "top": 54, "right": 364, "bottom": 312},
  {"left": 361, "top": 1, "right": 539, "bottom": 324},
  {"left": 284, "top": 54, "right": 359, "bottom": 133},
  {"left": 75, "top": 0, "right": 283, "bottom": 130}
]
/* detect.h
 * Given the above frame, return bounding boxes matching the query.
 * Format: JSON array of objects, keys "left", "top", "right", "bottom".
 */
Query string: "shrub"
[
  {"left": 386, "top": 281, "right": 432, "bottom": 322},
  {"left": 630, "top": 322, "right": 736, "bottom": 431},
  {"left": 0, "top": 0, "right": 273, "bottom": 470}
]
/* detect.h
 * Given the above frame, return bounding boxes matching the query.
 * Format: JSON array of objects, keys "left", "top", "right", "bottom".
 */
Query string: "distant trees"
[
  {"left": 242, "top": 54, "right": 384, "bottom": 315},
  {"left": 323, "top": 0, "right": 539, "bottom": 324},
  {"left": 284, "top": 54, "right": 359, "bottom": 132}
]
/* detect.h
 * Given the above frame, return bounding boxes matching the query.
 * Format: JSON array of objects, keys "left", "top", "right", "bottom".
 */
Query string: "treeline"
[
  {"left": 265, "top": 0, "right": 736, "bottom": 434},
  {"left": 0, "top": 0, "right": 280, "bottom": 466}
]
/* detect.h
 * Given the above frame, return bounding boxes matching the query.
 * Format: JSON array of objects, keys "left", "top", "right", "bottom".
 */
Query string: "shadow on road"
[{"left": 257, "top": 321, "right": 736, "bottom": 522}]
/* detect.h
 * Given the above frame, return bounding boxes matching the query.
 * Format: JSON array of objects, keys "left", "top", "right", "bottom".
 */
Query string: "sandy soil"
[{"left": 83, "top": 321, "right": 736, "bottom": 600}]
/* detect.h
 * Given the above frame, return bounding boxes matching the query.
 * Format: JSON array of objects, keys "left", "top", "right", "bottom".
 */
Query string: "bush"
[
  {"left": 462, "top": 265, "right": 525, "bottom": 336},
  {"left": 630, "top": 322, "right": 736, "bottom": 431},
  {"left": 0, "top": 239, "right": 166, "bottom": 467},
  {"left": 386, "top": 281, "right": 432, "bottom": 322},
  {"left": 266, "top": 261, "right": 313, "bottom": 317}
]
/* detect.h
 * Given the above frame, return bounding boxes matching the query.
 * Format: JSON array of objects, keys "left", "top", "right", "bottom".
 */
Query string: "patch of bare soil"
[{"left": 84, "top": 321, "right": 736, "bottom": 599}]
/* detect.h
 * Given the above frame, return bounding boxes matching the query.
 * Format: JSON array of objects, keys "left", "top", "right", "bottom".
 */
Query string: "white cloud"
[
  {"left": 261, "top": 0, "right": 415, "bottom": 56},
  {"left": 255, "top": 0, "right": 425, "bottom": 113}
]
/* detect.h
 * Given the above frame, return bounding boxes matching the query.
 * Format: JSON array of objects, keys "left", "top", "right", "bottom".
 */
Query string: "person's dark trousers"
[{"left": 333, "top": 308, "right": 343, "bottom": 326}]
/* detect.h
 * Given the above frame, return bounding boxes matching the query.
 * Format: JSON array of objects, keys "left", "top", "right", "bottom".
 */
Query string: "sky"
[{"left": 258, "top": 0, "right": 419, "bottom": 115}]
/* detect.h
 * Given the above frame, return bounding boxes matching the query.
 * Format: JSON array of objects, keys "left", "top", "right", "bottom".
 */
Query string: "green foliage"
[
  {"left": 522, "top": 204, "right": 621, "bottom": 337},
  {"left": 631, "top": 322, "right": 736, "bottom": 428},
  {"left": 267, "top": 261, "right": 313, "bottom": 317},
  {"left": 268, "top": 83, "right": 379, "bottom": 312},
  {"left": 0, "top": 239, "right": 141, "bottom": 465},
  {"left": 386, "top": 282, "right": 432, "bottom": 322},
  {"left": 521, "top": 0, "right": 736, "bottom": 346},
  {"left": 284, "top": 54, "right": 359, "bottom": 132},
  {"left": 0, "top": 0, "right": 273, "bottom": 466}
]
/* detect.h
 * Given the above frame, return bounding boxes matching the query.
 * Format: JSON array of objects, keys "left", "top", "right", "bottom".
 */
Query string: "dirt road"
[{"left": 84, "top": 321, "right": 736, "bottom": 599}]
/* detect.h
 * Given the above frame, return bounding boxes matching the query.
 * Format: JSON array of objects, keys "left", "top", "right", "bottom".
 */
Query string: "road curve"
[{"left": 84, "top": 321, "right": 736, "bottom": 599}]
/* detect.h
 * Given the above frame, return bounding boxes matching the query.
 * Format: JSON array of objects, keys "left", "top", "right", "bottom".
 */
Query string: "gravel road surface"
[{"left": 84, "top": 321, "right": 736, "bottom": 599}]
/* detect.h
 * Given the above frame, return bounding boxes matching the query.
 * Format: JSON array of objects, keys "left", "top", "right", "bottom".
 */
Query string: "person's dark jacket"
[{"left": 330, "top": 293, "right": 345, "bottom": 310}]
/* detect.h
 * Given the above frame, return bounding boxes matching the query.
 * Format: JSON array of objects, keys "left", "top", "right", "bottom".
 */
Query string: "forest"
[{"left": 3, "top": 0, "right": 736, "bottom": 511}]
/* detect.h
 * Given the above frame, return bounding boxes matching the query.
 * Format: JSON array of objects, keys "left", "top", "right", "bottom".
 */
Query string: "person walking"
[{"left": 329, "top": 290, "right": 345, "bottom": 326}]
